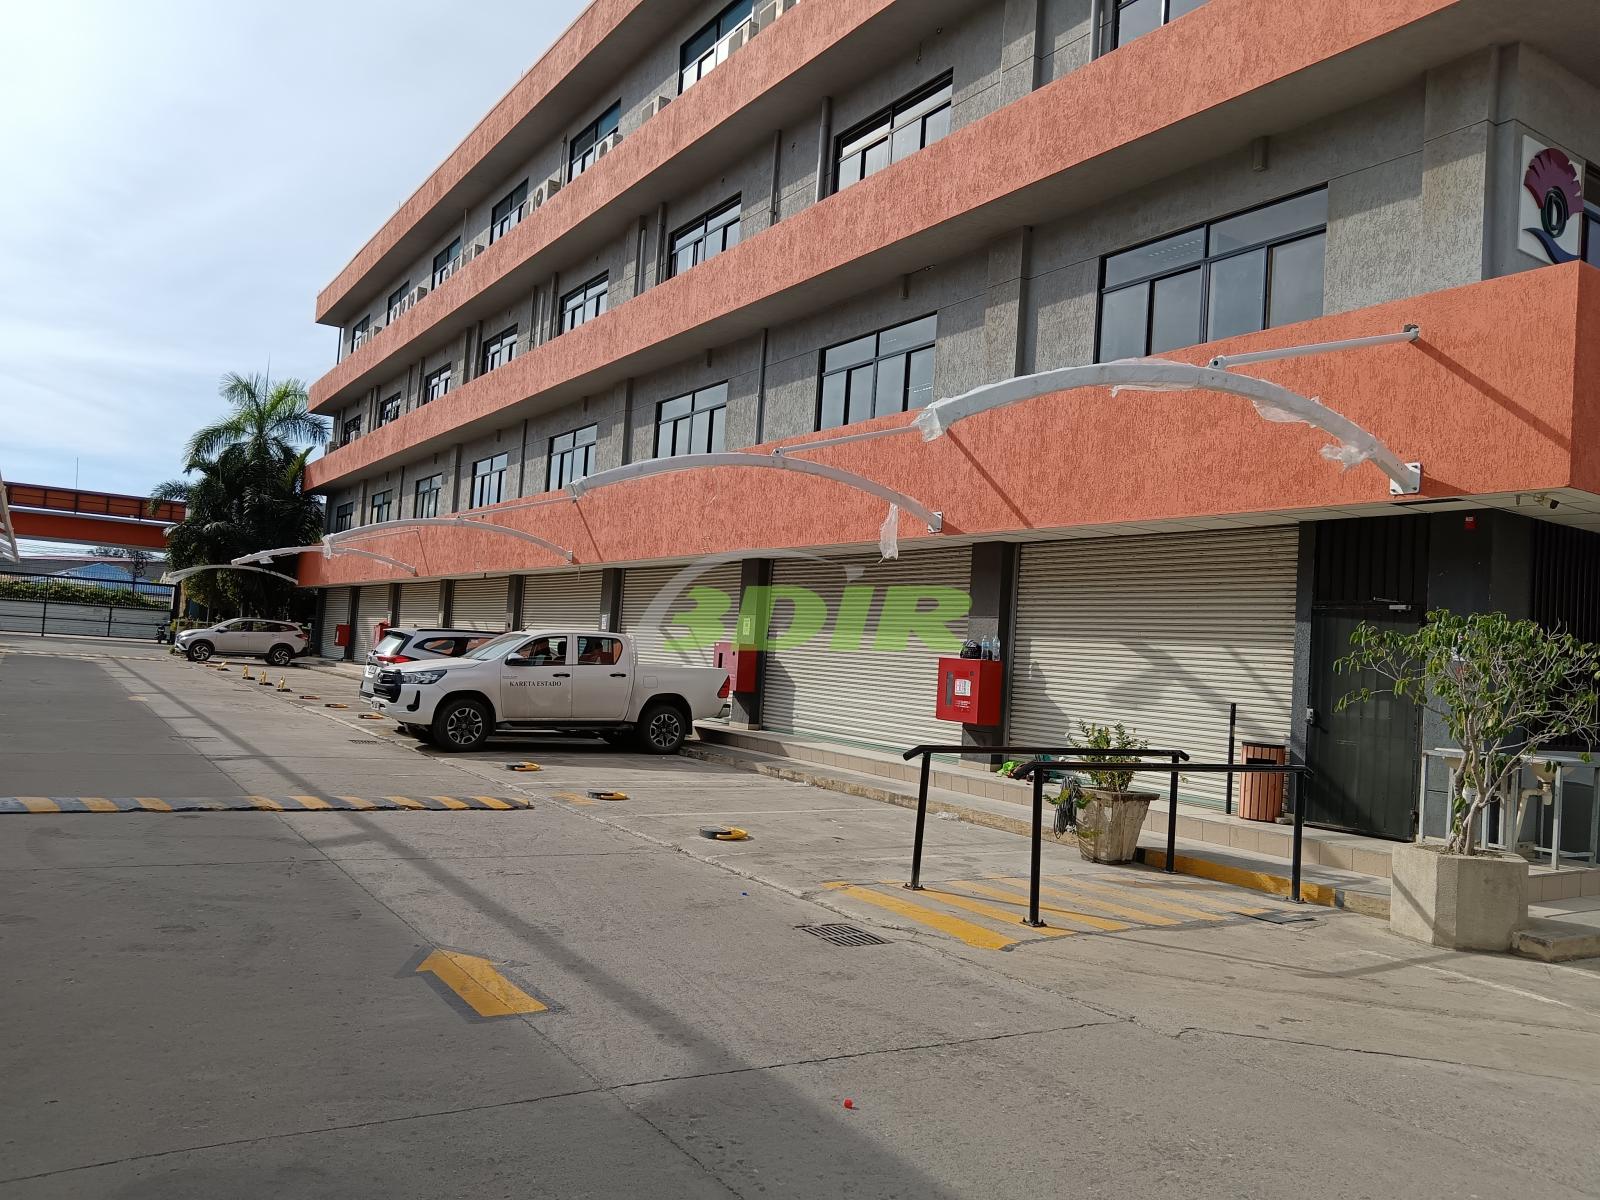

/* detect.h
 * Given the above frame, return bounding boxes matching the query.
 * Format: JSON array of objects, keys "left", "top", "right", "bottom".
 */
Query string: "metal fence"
[{"left": 0, "top": 569, "right": 173, "bottom": 640}]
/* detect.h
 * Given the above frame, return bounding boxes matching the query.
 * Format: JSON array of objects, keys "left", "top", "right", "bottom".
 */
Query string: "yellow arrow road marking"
[
  {"left": 415, "top": 950, "right": 547, "bottom": 1018},
  {"left": 834, "top": 885, "right": 1019, "bottom": 951}
]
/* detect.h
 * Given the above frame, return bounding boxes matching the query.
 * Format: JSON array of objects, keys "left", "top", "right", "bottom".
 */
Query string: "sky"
[{"left": 1, "top": 0, "right": 586, "bottom": 551}]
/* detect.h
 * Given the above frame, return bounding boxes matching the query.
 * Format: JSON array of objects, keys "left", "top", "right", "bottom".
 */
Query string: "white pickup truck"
[{"left": 368, "top": 628, "right": 729, "bottom": 753}]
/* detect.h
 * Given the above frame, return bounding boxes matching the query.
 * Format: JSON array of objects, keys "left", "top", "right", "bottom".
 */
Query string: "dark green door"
[{"left": 1305, "top": 609, "right": 1422, "bottom": 840}]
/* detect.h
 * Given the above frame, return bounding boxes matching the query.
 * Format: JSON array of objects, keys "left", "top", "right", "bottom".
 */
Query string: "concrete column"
[
  {"left": 998, "top": 0, "right": 1045, "bottom": 104},
  {"left": 342, "top": 587, "right": 358, "bottom": 662},
  {"left": 730, "top": 558, "right": 772, "bottom": 728},
  {"left": 598, "top": 568, "right": 623, "bottom": 633},
  {"left": 441, "top": 580, "right": 455, "bottom": 628},
  {"left": 502, "top": 576, "right": 519, "bottom": 633},
  {"left": 1287, "top": 522, "right": 1316, "bottom": 816},
  {"left": 965, "top": 542, "right": 1017, "bottom": 762},
  {"left": 983, "top": 229, "right": 1033, "bottom": 382}
]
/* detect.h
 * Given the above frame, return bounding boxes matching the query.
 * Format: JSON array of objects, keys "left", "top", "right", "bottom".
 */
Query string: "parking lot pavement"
[{"left": 5, "top": 637, "right": 1600, "bottom": 1198}]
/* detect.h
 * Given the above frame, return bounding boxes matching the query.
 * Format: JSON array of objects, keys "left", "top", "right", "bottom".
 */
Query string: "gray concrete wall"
[
  {"left": 626, "top": 334, "right": 764, "bottom": 461},
  {"left": 523, "top": 385, "right": 630, "bottom": 498}
]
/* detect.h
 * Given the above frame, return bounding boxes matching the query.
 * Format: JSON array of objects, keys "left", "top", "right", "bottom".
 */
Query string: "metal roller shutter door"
[
  {"left": 762, "top": 547, "right": 970, "bottom": 752},
  {"left": 449, "top": 577, "right": 509, "bottom": 631},
  {"left": 318, "top": 587, "right": 351, "bottom": 657},
  {"left": 1008, "top": 528, "right": 1297, "bottom": 808},
  {"left": 351, "top": 584, "right": 392, "bottom": 662},
  {"left": 397, "top": 581, "right": 441, "bottom": 627},
  {"left": 621, "top": 562, "right": 742, "bottom": 665},
  {"left": 520, "top": 571, "right": 603, "bottom": 630}
]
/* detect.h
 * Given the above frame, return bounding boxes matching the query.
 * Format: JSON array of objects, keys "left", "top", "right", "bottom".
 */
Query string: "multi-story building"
[{"left": 300, "top": 0, "right": 1600, "bottom": 845}]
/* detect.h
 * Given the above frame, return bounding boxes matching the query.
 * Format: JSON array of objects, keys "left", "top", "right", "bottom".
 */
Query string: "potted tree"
[
  {"left": 1338, "top": 611, "right": 1600, "bottom": 951},
  {"left": 1071, "top": 721, "right": 1160, "bottom": 864}
]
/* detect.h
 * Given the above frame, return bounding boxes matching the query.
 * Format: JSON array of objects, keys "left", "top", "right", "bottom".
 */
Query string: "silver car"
[
  {"left": 360, "top": 627, "right": 498, "bottom": 698},
  {"left": 178, "top": 619, "right": 308, "bottom": 666}
]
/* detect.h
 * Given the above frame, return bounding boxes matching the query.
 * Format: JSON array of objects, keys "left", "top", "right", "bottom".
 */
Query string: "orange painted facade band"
[
  {"left": 295, "top": 264, "right": 1597, "bottom": 589},
  {"left": 307, "top": 0, "right": 1466, "bottom": 421},
  {"left": 10, "top": 511, "right": 171, "bottom": 550}
]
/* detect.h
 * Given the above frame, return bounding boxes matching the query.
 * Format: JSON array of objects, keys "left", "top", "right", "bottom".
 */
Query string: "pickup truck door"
[
  {"left": 500, "top": 634, "right": 573, "bottom": 721},
  {"left": 571, "top": 635, "right": 631, "bottom": 720}
]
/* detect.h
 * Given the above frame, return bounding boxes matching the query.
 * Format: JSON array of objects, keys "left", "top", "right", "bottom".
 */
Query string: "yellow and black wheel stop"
[
  {"left": 505, "top": 762, "right": 543, "bottom": 773},
  {"left": 586, "top": 788, "right": 627, "bottom": 800},
  {"left": 357, "top": 712, "right": 385, "bottom": 720},
  {"left": 299, "top": 694, "right": 320, "bottom": 700},
  {"left": 699, "top": 826, "right": 749, "bottom": 841},
  {"left": 325, "top": 702, "right": 349, "bottom": 710}
]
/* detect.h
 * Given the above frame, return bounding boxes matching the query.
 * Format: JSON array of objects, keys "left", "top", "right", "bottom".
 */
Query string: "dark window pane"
[
  {"left": 879, "top": 314, "right": 936, "bottom": 356},
  {"left": 863, "top": 138, "right": 891, "bottom": 178},
  {"left": 1098, "top": 284, "right": 1149, "bottom": 360},
  {"left": 836, "top": 155, "right": 861, "bottom": 189},
  {"left": 1116, "top": 0, "right": 1161, "bottom": 45},
  {"left": 891, "top": 123, "right": 921, "bottom": 162},
  {"left": 1207, "top": 249, "right": 1267, "bottom": 340},
  {"left": 710, "top": 406, "right": 726, "bottom": 452},
  {"left": 576, "top": 424, "right": 597, "bottom": 446},
  {"left": 655, "top": 421, "right": 672, "bottom": 458},
  {"left": 697, "top": 383, "right": 729, "bottom": 410},
  {"left": 1210, "top": 190, "right": 1328, "bottom": 254},
  {"left": 819, "top": 372, "right": 847, "bottom": 429},
  {"left": 1267, "top": 233, "right": 1325, "bottom": 328},
  {"left": 907, "top": 346, "right": 935, "bottom": 409},
  {"left": 874, "top": 354, "right": 906, "bottom": 416},
  {"left": 1103, "top": 227, "right": 1205, "bottom": 288},
  {"left": 1149, "top": 269, "right": 1203, "bottom": 353},
  {"left": 691, "top": 409, "right": 710, "bottom": 454},
  {"left": 1168, "top": 0, "right": 1208, "bottom": 16},
  {"left": 922, "top": 104, "right": 950, "bottom": 147},
  {"left": 847, "top": 364, "right": 875, "bottom": 425},
  {"left": 660, "top": 396, "right": 691, "bottom": 421},
  {"left": 824, "top": 334, "right": 876, "bottom": 372}
]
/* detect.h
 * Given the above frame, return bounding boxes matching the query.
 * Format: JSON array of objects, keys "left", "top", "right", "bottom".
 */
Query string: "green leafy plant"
[
  {"left": 1337, "top": 610, "right": 1600, "bottom": 855},
  {"left": 1075, "top": 721, "right": 1148, "bottom": 796},
  {"left": 0, "top": 578, "right": 167, "bottom": 609}
]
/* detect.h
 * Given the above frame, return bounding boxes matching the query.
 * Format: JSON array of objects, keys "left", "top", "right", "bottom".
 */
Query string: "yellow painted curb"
[{"left": 1136, "top": 848, "right": 1339, "bottom": 908}]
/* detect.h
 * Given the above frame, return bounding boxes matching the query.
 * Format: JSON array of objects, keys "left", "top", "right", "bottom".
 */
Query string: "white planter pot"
[
  {"left": 1075, "top": 789, "right": 1157, "bottom": 864},
  {"left": 1389, "top": 841, "right": 1528, "bottom": 951}
]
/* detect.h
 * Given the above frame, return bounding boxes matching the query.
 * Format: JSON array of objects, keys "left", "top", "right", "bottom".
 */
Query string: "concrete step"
[{"left": 1512, "top": 917, "right": 1600, "bottom": 962}]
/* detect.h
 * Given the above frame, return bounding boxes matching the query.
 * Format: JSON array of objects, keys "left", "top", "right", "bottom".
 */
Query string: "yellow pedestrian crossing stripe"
[
  {"left": 829, "top": 871, "right": 1291, "bottom": 950},
  {"left": 0, "top": 795, "right": 531, "bottom": 814}
]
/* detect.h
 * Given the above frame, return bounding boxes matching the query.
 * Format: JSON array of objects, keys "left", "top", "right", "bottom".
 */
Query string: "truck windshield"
[{"left": 460, "top": 632, "right": 525, "bottom": 662}]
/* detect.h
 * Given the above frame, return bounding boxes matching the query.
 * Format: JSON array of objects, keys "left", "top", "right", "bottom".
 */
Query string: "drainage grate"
[
  {"left": 798, "top": 923, "right": 890, "bottom": 947},
  {"left": 348, "top": 739, "right": 383, "bottom": 745},
  {"left": 1248, "top": 910, "right": 1318, "bottom": 925}
]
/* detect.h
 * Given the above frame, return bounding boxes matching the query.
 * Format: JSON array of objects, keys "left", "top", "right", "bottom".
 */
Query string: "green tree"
[
  {"left": 186, "top": 372, "right": 327, "bottom": 463},
  {"left": 1337, "top": 610, "right": 1600, "bottom": 854}
]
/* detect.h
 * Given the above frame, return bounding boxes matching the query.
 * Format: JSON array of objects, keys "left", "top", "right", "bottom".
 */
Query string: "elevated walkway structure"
[{"left": 2, "top": 480, "right": 181, "bottom": 551}]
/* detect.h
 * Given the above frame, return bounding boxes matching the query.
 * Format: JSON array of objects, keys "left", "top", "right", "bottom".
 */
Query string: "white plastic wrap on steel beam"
[
  {"left": 328, "top": 517, "right": 574, "bottom": 563},
  {"left": 912, "top": 358, "right": 1421, "bottom": 494},
  {"left": 161, "top": 563, "right": 302, "bottom": 586}
]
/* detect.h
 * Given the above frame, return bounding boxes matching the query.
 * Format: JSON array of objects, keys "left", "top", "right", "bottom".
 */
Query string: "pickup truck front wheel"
[
  {"left": 635, "top": 701, "right": 689, "bottom": 754},
  {"left": 432, "top": 697, "right": 491, "bottom": 752}
]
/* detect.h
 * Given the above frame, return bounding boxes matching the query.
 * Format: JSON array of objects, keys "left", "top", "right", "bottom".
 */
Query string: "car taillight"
[
  {"left": 375, "top": 654, "right": 414, "bottom": 665},
  {"left": 717, "top": 675, "right": 731, "bottom": 699}
]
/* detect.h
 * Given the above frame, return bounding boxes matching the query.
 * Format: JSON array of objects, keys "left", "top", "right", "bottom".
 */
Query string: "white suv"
[{"left": 178, "top": 619, "right": 308, "bottom": 666}]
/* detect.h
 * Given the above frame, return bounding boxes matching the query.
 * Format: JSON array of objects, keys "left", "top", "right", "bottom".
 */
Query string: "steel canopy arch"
[
  {"left": 565, "top": 452, "right": 944, "bottom": 532},
  {"left": 912, "top": 357, "right": 1423, "bottom": 495},
  {"left": 231, "top": 543, "right": 420, "bottom": 576},
  {"left": 161, "top": 563, "right": 301, "bottom": 587},
  {"left": 326, "top": 516, "right": 574, "bottom": 562}
]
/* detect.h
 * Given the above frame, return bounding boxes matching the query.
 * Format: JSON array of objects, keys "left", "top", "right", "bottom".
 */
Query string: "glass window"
[
  {"left": 655, "top": 383, "right": 728, "bottom": 458},
  {"left": 679, "top": 0, "right": 755, "bottom": 93},
  {"left": 349, "top": 315, "right": 370, "bottom": 353},
  {"left": 376, "top": 393, "right": 401, "bottom": 427},
  {"left": 1114, "top": 0, "right": 1209, "bottom": 48},
  {"left": 413, "top": 473, "right": 443, "bottom": 519},
  {"left": 670, "top": 198, "right": 742, "bottom": 277},
  {"left": 560, "top": 275, "right": 609, "bottom": 333},
  {"left": 470, "top": 453, "right": 509, "bottom": 509},
  {"left": 340, "top": 416, "right": 361, "bottom": 446},
  {"left": 834, "top": 76, "right": 952, "bottom": 193},
  {"left": 333, "top": 503, "right": 354, "bottom": 533},
  {"left": 490, "top": 181, "right": 529, "bottom": 244},
  {"left": 547, "top": 423, "right": 598, "bottom": 491},
  {"left": 569, "top": 101, "right": 621, "bottom": 180},
  {"left": 480, "top": 327, "right": 518, "bottom": 374},
  {"left": 1096, "top": 189, "right": 1328, "bottom": 359},
  {"left": 369, "top": 490, "right": 393, "bottom": 524},
  {"left": 512, "top": 634, "right": 567, "bottom": 665},
  {"left": 386, "top": 282, "right": 411, "bottom": 324},
  {"left": 576, "top": 635, "right": 624, "bottom": 665},
  {"left": 816, "top": 314, "right": 938, "bottom": 430},
  {"left": 423, "top": 364, "right": 452, "bottom": 404},
  {"left": 432, "top": 238, "right": 461, "bottom": 287}
]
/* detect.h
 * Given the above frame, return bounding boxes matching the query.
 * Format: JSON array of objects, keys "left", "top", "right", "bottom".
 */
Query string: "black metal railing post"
[
  {"left": 1224, "top": 702, "right": 1238, "bottom": 815},
  {"left": 1026, "top": 768, "right": 1045, "bottom": 927},
  {"left": 1164, "top": 751, "right": 1180, "bottom": 873},
  {"left": 1290, "top": 771, "right": 1305, "bottom": 903},
  {"left": 905, "top": 751, "right": 932, "bottom": 891}
]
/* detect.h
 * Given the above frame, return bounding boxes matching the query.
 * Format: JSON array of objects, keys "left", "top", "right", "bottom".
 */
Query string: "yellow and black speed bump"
[
  {"left": 0, "top": 794, "right": 535, "bottom": 814},
  {"left": 586, "top": 788, "right": 627, "bottom": 800}
]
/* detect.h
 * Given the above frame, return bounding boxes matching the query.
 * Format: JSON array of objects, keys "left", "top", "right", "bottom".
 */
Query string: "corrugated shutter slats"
[
  {"left": 520, "top": 571, "right": 603, "bottom": 630},
  {"left": 318, "top": 587, "right": 351, "bottom": 657},
  {"left": 621, "top": 563, "right": 742, "bottom": 665},
  {"left": 450, "top": 577, "right": 509, "bottom": 632},
  {"left": 352, "top": 585, "right": 391, "bottom": 661},
  {"left": 397, "top": 582, "right": 441, "bottom": 627}
]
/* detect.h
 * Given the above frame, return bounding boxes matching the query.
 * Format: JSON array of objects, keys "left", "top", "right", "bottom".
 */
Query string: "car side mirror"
[{"left": 505, "top": 655, "right": 531, "bottom": 667}]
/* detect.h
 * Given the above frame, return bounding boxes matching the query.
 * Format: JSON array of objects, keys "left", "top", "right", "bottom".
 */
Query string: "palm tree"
[{"left": 186, "top": 372, "right": 328, "bottom": 464}]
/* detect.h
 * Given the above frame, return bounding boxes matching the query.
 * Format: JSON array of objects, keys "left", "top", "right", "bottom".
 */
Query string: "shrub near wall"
[{"left": 0, "top": 578, "right": 169, "bottom": 609}]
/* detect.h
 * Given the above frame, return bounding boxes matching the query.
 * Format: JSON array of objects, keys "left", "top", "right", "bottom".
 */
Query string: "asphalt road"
[{"left": 2, "top": 634, "right": 1598, "bottom": 1199}]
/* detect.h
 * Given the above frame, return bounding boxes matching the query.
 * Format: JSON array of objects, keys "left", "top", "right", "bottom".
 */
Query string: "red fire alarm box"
[
  {"left": 936, "top": 657, "right": 1003, "bottom": 726},
  {"left": 714, "top": 640, "right": 759, "bottom": 694},
  {"left": 334, "top": 623, "right": 351, "bottom": 647}
]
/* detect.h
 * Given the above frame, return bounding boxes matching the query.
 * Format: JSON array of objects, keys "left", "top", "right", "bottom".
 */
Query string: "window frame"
[
  {"left": 479, "top": 326, "right": 519, "bottom": 374},
  {"left": 568, "top": 101, "right": 621, "bottom": 181},
  {"left": 1094, "top": 187, "right": 1329, "bottom": 362},
  {"left": 814, "top": 314, "right": 938, "bottom": 431},
  {"left": 431, "top": 238, "right": 461, "bottom": 287},
  {"left": 469, "top": 452, "right": 509, "bottom": 509},
  {"left": 1111, "top": 0, "right": 1208, "bottom": 49},
  {"left": 547, "top": 423, "right": 598, "bottom": 491},
  {"left": 423, "top": 364, "right": 452, "bottom": 404},
  {"left": 350, "top": 315, "right": 370, "bottom": 352},
  {"left": 669, "top": 197, "right": 742, "bottom": 278},
  {"left": 413, "top": 473, "right": 444, "bottom": 519},
  {"left": 833, "top": 74, "right": 953, "bottom": 194},
  {"left": 333, "top": 502, "right": 354, "bottom": 533},
  {"left": 368, "top": 489, "right": 394, "bottom": 525},
  {"left": 386, "top": 281, "right": 411, "bottom": 325},
  {"left": 376, "top": 393, "right": 401, "bottom": 427},
  {"left": 678, "top": 0, "right": 755, "bottom": 94},
  {"left": 559, "top": 275, "right": 609, "bottom": 334},
  {"left": 575, "top": 635, "right": 624, "bottom": 666},
  {"left": 490, "top": 181, "right": 529, "bottom": 244},
  {"left": 340, "top": 416, "right": 362, "bottom": 447},
  {"left": 654, "top": 383, "right": 729, "bottom": 459}
]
